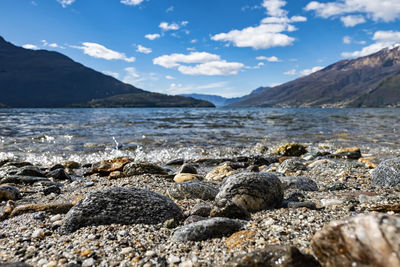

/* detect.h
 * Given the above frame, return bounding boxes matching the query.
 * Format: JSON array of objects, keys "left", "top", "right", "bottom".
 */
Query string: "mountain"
[
  {"left": 230, "top": 46, "right": 400, "bottom": 108},
  {"left": 179, "top": 93, "right": 240, "bottom": 107},
  {"left": 0, "top": 36, "right": 214, "bottom": 108}
]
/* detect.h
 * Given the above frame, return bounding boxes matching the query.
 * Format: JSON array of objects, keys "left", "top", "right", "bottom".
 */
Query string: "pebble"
[
  {"left": 82, "top": 257, "right": 95, "bottom": 267},
  {"left": 31, "top": 228, "right": 45, "bottom": 239}
]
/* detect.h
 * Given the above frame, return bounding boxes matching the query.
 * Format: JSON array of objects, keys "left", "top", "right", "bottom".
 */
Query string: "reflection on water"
[{"left": 0, "top": 108, "right": 399, "bottom": 166}]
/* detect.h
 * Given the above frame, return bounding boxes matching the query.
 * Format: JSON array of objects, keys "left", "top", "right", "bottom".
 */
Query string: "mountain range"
[
  {"left": 0, "top": 36, "right": 214, "bottom": 108},
  {"left": 230, "top": 46, "right": 400, "bottom": 108}
]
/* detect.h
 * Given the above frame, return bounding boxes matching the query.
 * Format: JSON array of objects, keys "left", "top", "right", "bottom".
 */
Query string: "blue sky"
[{"left": 1, "top": 0, "right": 400, "bottom": 97}]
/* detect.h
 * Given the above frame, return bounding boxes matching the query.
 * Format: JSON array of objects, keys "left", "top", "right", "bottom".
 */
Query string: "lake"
[{"left": 0, "top": 108, "right": 399, "bottom": 166}]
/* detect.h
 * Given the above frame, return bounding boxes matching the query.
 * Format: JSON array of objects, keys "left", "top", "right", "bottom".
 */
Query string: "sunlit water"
[{"left": 0, "top": 108, "right": 399, "bottom": 166}]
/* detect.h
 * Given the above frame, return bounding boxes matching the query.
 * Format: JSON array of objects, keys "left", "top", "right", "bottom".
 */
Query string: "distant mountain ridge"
[
  {"left": 179, "top": 94, "right": 240, "bottom": 107},
  {"left": 0, "top": 36, "right": 214, "bottom": 108},
  {"left": 231, "top": 46, "right": 400, "bottom": 108}
]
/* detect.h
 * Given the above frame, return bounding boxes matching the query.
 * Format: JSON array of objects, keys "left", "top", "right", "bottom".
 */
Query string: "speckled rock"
[
  {"left": 312, "top": 214, "right": 400, "bottom": 267},
  {"left": 225, "top": 230, "right": 257, "bottom": 249},
  {"left": 210, "top": 199, "right": 250, "bottom": 220},
  {"left": 0, "top": 176, "right": 50, "bottom": 185},
  {"left": 277, "top": 159, "right": 307, "bottom": 174},
  {"left": 205, "top": 162, "right": 237, "bottom": 182},
  {"left": 215, "top": 172, "right": 283, "bottom": 212},
  {"left": 0, "top": 185, "right": 21, "bottom": 201},
  {"left": 226, "top": 246, "right": 321, "bottom": 267},
  {"left": 275, "top": 143, "right": 307, "bottom": 157},
  {"left": 167, "top": 181, "right": 218, "bottom": 200},
  {"left": 190, "top": 203, "right": 213, "bottom": 217},
  {"left": 60, "top": 187, "right": 183, "bottom": 233},
  {"left": 123, "top": 162, "right": 167, "bottom": 176},
  {"left": 279, "top": 176, "right": 318, "bottom": 191},
  {"left": 371, "top": 158, "right": 400, "bottom": 186},
  {"left": 172, "top": 217, "right": 246, "bottom": 242}
]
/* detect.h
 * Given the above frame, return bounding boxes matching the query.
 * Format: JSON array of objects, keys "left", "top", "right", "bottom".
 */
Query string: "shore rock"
[
  {"left": 275, "top": 143, "right": 307, "bottom": 157},
  {"left": 371, "top": 158, "right": 400, "bottom": 186},
  {"left": 173, "top": 173, "right": 202, "bottom": 183},
  {"left": 226, "top": 246, "right": 321, "bottom": 267},
  {"left": 0, "top": 176, "right": 49, "bottom": 185},
  {"left": 312, "top": 214, "right": 400, "bottom": 267},
  {"left": 167, "top": 181, "right": 218, "bottom": 200},
  {"left": 172, "top": 217, "right": 246, "bottom": 242},
  {"left": 205, "top": 162, "right": 237, "bottom": 182},
  {"left": 46, "top": 168, "right": 71, "bottom": 181},
  {"left": 225, "top": 230, "right": 257, "bottom": 249},
  {"left": 279, "top": 176, "right": 318, "bottom": 191},
  {"left": 215, "top": 172, "right": 283, "bottom": 212},
  {"left": 10, "top": 203, "right": 73, "bottom": 217},
  {"left": 190, "top": 203, "right": 213, "bottom": 217},
  {"left": 60, "top": 187, "right": 182, "bottom": 233},
  {"left": 123, "top": 162, "right": 167, "bottom": 176},
  {"left": 333, "top": 147, "right": 361, "bottom": 159},
  {"left": 0, "top": 185, "right": 21, "bottom": 201},
  {"left": 178, "top": 163, "right": 197, "bottom": 174},
  {"left": 277, "top": 159, "right": 307, "bottom": 174},
  {"left": 16, "top": 166, "right": 45, "bottom": 177},
  {"left": 89, "top": 157, "right": 132, "bottom": 176},
  {"left": 210, "top": 199, "right": 250, "bottom": 220}
]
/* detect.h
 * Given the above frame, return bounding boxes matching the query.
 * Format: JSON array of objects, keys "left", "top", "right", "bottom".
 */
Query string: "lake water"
[{"left": 0, "top": 108, "right": 399, "bottom": 166}]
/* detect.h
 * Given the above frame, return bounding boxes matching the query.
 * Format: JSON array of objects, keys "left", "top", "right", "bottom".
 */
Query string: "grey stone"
[
  {"left": 210, "top": 199, "right": 250, "bottom": 220},
  {"left": 16, "top": 166, "right": 44, "bottom": 177},
  {"left": 279, "top": 176, "right": 319, "bottom": 191},
  {"left": 372, "top": 158, "right": 400, "bottom": 186},
  {"left": 60, "top": 187, "right": 183, "bottom": 233},
  {"left": 123, "top": 162, "right": 168, "bottom": 176},
  {"left": 167, "top": 181, "right": 219, "bottom": 200},
  {"left": 312, "top": 214, "right": 400, "bottom": 267},
  {"left": 172, "top": 217, "right": 246, "bottom": 242},
  {"left": 277, "top": 159, "right": 307, "bottom": 173},
  {"left": 178, "top": 163, "right": 198, "bottom": 174},
  {"left": 216, "top": 172, "right": 283, "bottom": 212},
  {"left": 190, "top": 203, "right": 213, "bottom": 217},
  {"left": 327, "top": 182, "right": 347, "bottom": 191},
  {"left": 286, "top": 201, "right": 317, "bottom": 210},
  {"left": 225, "top": 246, "right": 321, "bottom": 267},
  {"left": 0, "top": 263, "right": 33, "bottom": 267},
  {"left": 0, "top": 175, "right": 50, "bottom": 185},
  {"left": 46, "top": 169, "right": 71, "bottom": 181},
  {"left": 184, "top": 215, "right": 207, "bottom": 225},
  {"left": 166, "top": 158, "right": 185, "bottom": 166},
  {"left": 42, "top": 185, "right": 61, "bottom": 195},
  {"left": 0, "top": 185, "right": 21, "bottom": 201}
]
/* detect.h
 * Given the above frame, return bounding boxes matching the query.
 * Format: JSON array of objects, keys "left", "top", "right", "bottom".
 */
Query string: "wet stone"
[
  {"left": 0, "top": 176, "right": 50, "bottom": 185},
  {"left": 0, "top": 185, "right": 21, "bottom": 201},
  {"left": 166, "top": 158, "right": 185, "bottom": 166},
  {"left": 205, "top": 162, "right": 237, "bottom": 182},
  {"left": 16, "top": 166, "right": 45, "bottom": 177},
  {"left": 275, "top": 143, "right": 307, "bottom": 157},
  {"left": 46, "top": 169, "right": 71, "bottom": 181},
  {"left": 172, "top": 217, "right": 246, "bottom": 242},
  {"left": 167, "top": 181, "right": 218, "bottom": 200},
  {"left": 333, "top": 147, "right": 362, "bottom": 159},
  {"left": 215, "top": 172, "right": 283, "bottom": 212},
  {"left": 60, "top": 187, "right": 183, "bottom": 233},
  {"left": 277, "top": 158, "right": 307, "bottom": 174},
  {"left": 178, "top": 163, "right": 198, "bottom": 174},
  {"left": 226, "top": 246, "right": 321, "bottom": 267},
  {"left": 371, "top": 158, "right": 400, "bottom": 186}
]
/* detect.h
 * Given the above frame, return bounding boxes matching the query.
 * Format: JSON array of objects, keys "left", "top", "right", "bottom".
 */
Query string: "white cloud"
[
  {"left": 212, "top": 24, "right": 295, "bottom": 50},
  {"left": 153, "top": 52, "right": 221, "bottom": 68},
  {"left": 305, "top": 0, "right": 400, "bottom": 23},
  {"left": 181, "top": 21, "right": 189, "bottom": 26},
  {"left": 22, "top": 44, "right": 39, "bottom": 50},
  {"left": 178, "top": 61, "right": 244, "bottom": 76},
  {"left": 262, "top": 0, "right": 288, "bottom": 17},
  {"left": 122, "top": 67, "right": 142, "bottom": 85},
  {"left": 340, "top": 15, "right": 366, "bottom": 27},
  {"left": 166, "top": 6, "right": 174, "bottom": 12},
  {"left": 300, "top": 66, "right": 324, "bottom": 76},
  {"left": 212, "top": 1, "right": 306, "bottom": 50},
  {"left": 284, "top": 69, "right": 297, "bottom": 75},
  {"left": 165, "top": 75, "right": 175, "bottom": 80},
  {"left": 120, "top": 0, "right": 144, "bottom": 6},
  {"left": 102, "top": 71, "right": 120, "bottom": 79},
  {"left": 342, "top": 30, "right": 400, "bottom": 57},
  {"left": 57, "top": 0, "right": 75, "bottom": 8},
  {"left": 256, "top": 55, "right": 281, "bottom": 62},
  {"left": 153, "top": 52, "right": 244, "bottom": 76},
  {"left": 159, "top": 22, "right": 180, "bottom": 31},
  {"left": 197, "top": 81, "right": 229, "bottom": 89},
  {"left": 190, "top": 39, "right": 198, "bottom": 44},
  {"left": 145, "top": 33, "right": 160, "bottom": 40},
  {"left": 72, "top": 42, "right": 135, "bottom": 62},
  {"left": 343, "top": 35, "right": 352, "bottom": 44},
  {"left": 136, "top": 44, "right": 152, "bottom": 54}
]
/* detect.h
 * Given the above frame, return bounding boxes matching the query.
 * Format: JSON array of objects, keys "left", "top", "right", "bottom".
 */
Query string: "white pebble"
[
  {"left": 82, "top": 257, "right": 95, "bottom": 267},
  {"left": 145, "top": 250, "right": 156, "bottom": 257},
  {"left": 168, "top": 255, "right": 181, "bottom": 264},
  {"left": 179, "top": 261, "right": 193, "bottom": 267},
  {"left": 121, "top": 247, "right": 133, "bottom": 254},
  {"left": 50, "top": 214, "right": 62, "bottom": 222},
  {"left": 32, "top": 228, "right": 45, "bottom": 239},
  {"left": 321, "top": 198, "right": 344, "bottom": 207}
]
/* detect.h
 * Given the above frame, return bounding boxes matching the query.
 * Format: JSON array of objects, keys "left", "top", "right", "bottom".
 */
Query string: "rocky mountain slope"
[
  {"left": 0, "top": 36, "right": 214, "bottom": 108},
  {"left": 231, "top": 46, "right": 400, "bottom": 108}
]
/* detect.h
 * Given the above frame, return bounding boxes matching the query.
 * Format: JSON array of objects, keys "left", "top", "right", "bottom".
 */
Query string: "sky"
[{"left": 1, "top": 0, "right": 400, "bottom": 98}]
